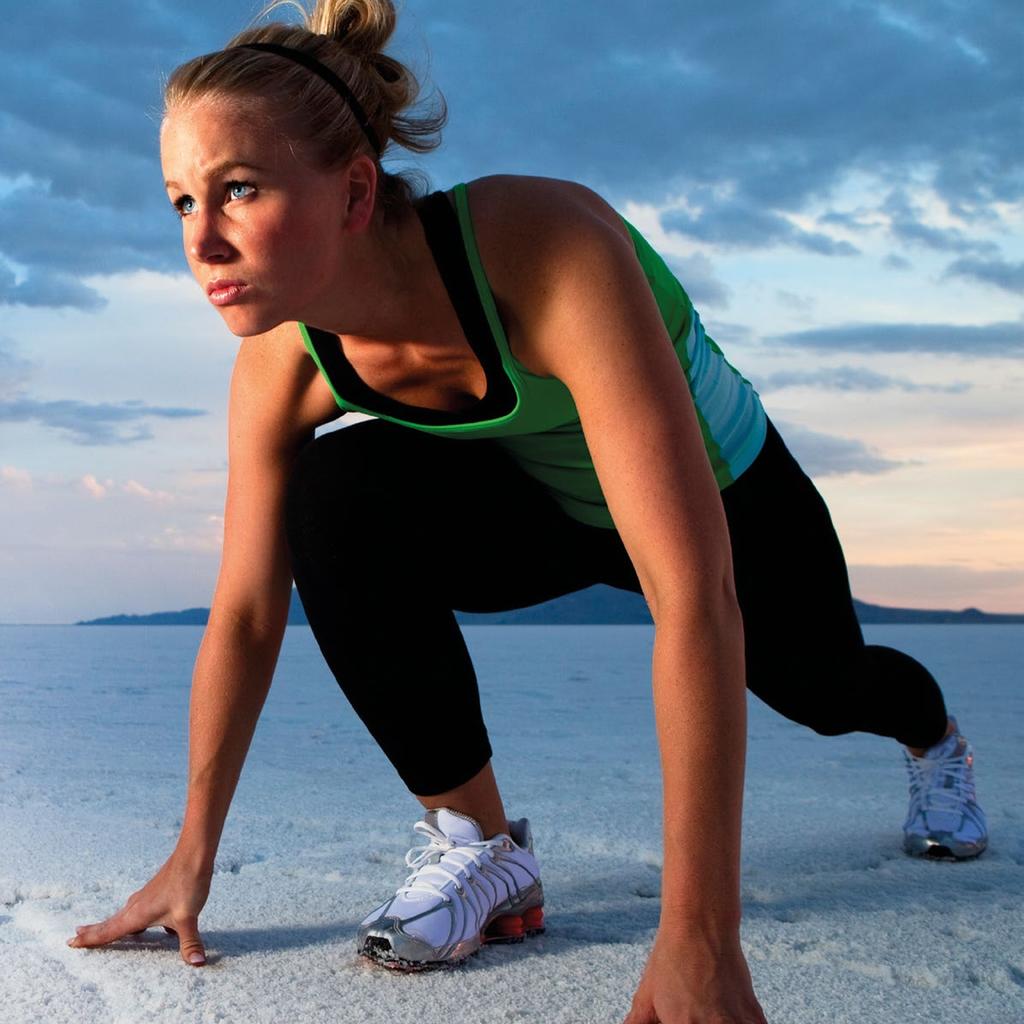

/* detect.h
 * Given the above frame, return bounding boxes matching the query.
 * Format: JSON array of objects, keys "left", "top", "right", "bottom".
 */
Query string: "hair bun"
[{"left": 311, "top": 0, "right": 395, "bottom": 57}]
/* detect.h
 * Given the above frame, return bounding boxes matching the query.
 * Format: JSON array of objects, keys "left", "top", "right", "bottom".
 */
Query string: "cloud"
[
  {"left": 819, "top": 209, "right": 867, "bottom": 230},
  {"left": 76, "top": 475, "right": 176, "bottom": 503},
  {"left": 774, "top": 420, "right": 906, "bottom": 477},
  {"left": 766, "top": 320, "right": 1024, "bottom": 356},
  {"left": 0, "top": 393, "right": 206, "bottom": 445},
  {"left": 0, "top": 262, "right": 106, "bottom": 311},
  {"left": 666, "top": 252, "right": 731, "bottom": 308},
  {"left": 1, "top": 464, "right": 32, "bottom": 492},
  {"left": 0, "top": 336, "right": 35, "bottom": 395},
  {"left": 0, "top": 185, "right": 179, "bottom": 279},
  {"left": 0, "top": 2, "right": 235, "bottom": 207},
  {"left": 0, "top": 0, "right": 235, "bottom": 308},
  {"left": 3, "top": 465, "right": 179, "bottom": 505},
  {"left": 661, "top": 195, "right": 859, "bottom": 256},
  {"left": 705, "top": 321, "right": 754, "bottom": 347},
  {"left": 0, "top": 0, "right": 1019, "bottom": 306},
  {"left": 883, "top": 253, "right": 912, "bottom": 271},
  {"left": 122, "top": 479, "right": 175, "bottom": 502},
  {"left": 775, "top": 290, "right": 815, "bottom": 312},
  {"left": 81, "top": 473, "right": 108, "bottom": 499},
  {"left": 880, "top": 189, "right": 997, "bottom": 255},
  {"left": 754, "top": 366, "right": 970, "bottom": 394},
  {"left": 420, "top": 1, "right": 1023, "bottom": 213},
  {"left": 943, "top": 256, "right": 1024, "bottom": 295}
]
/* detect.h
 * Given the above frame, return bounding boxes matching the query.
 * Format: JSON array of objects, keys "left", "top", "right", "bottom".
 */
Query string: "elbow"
[
  {"left": 644, "top": 565, "right": 741, "bottom": 630},
  {"left": 208, "top": 594, "right": 291, "bottom": 643}
]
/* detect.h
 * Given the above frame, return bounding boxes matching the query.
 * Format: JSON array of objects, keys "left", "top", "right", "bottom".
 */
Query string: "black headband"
[{"left": 235, "top": 42, "right": 382, "bottom": 157}]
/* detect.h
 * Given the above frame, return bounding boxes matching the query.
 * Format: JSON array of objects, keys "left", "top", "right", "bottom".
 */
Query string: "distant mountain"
[
  {"left": 849, "top": 600, "right": 1024, "bottom": 625},
  {"left": 76, "top": 607, "right": 212, "bottom": 626},
  {"left": 75, "top": 587, "right": 1024, "bottom": 625}
]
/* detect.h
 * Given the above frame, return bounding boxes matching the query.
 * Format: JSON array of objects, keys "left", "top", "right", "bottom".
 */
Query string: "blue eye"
[
  {"left": 170, "top": 181, "right": 255, "bottom": 218},
  {"left": 227, "top": 181, "right": 255, "bottom": 201},
  {"left": 172, "top": 195, "right": 196, "bottom": 217}
]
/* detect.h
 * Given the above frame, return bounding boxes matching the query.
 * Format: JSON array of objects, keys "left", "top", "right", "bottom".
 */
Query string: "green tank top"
[{"left": 299, "top": 182, "right": 766, "bottom": 530}]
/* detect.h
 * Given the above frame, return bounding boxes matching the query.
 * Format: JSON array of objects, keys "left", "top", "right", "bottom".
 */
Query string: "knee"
[
  {"left": 806, "top": 717, "right": 856, "bottom": 738},
  {"left": 782, "top": 704, "right": 858, "bottom": 739},
  {"left": 773, "top": 697, "right": 855, "bottom": 738},
  {"left": 748, "top": 663, "right": 862, "bottom": 739}
]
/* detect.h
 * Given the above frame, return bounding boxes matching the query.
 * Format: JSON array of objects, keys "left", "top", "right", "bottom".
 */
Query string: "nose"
[{"left": 187, "top": 210, "right": 233, "bottom": 264}]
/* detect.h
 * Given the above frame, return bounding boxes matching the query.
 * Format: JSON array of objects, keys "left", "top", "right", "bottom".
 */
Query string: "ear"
[{"left": 342, "top": 155, "right": 379, "bottom": 233}]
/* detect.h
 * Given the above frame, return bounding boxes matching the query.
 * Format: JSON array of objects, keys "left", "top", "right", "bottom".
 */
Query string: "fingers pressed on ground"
[
  {"left": 68, "top": 926, "right": 108, "bottom": 948},
  {"left": 179, "top": 941, "right": 207, "bottom": 966},
  {"left": 82, "top": 903, "right": 154, "bottom": 947},
  {"left": 174, "top": 916, "right": 206, "bottom": 966}
]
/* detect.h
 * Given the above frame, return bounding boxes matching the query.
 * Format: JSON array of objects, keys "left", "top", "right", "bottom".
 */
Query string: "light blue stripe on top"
[{"left": 683, "top": 309, "right": 768, "bottom": 485}]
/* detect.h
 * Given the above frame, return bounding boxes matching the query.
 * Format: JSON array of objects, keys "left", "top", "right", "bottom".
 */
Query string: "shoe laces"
[
  {"left": 396, "top": 819, "right": 502, "bottom": 902},
  {"left": 905, "top": 741, "right": 976, "bottom": 815}
]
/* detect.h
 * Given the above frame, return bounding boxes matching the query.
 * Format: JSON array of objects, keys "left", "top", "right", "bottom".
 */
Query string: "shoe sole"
[
  {"left": 359, "top": 905, "right": 545, "bottom": 972},
  {"left": 903, "top": 835, "right": 987, "bottom": 861}
]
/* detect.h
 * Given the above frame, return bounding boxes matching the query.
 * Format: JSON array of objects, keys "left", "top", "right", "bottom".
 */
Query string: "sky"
[{"left": 1, "top": 0, "right": 1022, "bottom": 623}]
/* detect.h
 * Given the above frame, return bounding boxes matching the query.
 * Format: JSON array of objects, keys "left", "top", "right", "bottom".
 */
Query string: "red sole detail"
[
  {"left": 485, "top": 915, "right": 524, "bottom": 939},
  {"left": 483, "top": 906, "right": 545, "bottom": 944},
  {"left": 522, "top": 906, "right": 544, "bottom": 931}
]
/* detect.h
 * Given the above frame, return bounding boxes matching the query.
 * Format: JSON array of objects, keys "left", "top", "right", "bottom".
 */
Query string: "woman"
[{"left": 66, "top": 1, "right": 987, "bottom": 1021}]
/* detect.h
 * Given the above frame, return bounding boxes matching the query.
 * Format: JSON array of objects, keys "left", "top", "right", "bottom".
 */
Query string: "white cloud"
[
  {"left": 81, "top": 473, "right": 108, "bottom": 499},
  {"left": 1, "top": 464, "right": 32, "bottom": 491},
  {"left": 149, "top": 523, "right": 222, "bottom": 553},
  {"left": 122, "top": 479, "right": 174, "bottom": 503}
]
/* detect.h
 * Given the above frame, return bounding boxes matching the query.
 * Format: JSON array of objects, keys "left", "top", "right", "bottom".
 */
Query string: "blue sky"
[{"left": 1, "top": 0, "right": 1022, "bottom": 622}]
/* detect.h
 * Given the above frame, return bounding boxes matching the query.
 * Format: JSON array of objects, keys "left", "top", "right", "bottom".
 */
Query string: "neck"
[{"left": 299, "top": 199, "right": 445, "bottom": 346}]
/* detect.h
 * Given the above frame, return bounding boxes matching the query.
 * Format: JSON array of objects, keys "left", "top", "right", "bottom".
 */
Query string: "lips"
[{"left": 206, "top": 279, "right": 249, "bottom": 306}]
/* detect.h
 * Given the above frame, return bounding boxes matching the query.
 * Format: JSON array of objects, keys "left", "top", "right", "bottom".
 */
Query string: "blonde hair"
[{"left": 163, "top": 0, "right": 446, "bottom": 216}]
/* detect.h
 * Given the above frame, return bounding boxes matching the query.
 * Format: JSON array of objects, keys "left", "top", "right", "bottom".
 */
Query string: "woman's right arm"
[
  {"left": 68, "top": 323, "right": 342, "bottom": 964},
  {"left": 175, "top": 322, "right": 340, "bottom": 875}
]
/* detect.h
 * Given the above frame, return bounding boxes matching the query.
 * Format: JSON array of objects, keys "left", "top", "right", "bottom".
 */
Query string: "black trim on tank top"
[{"left": 303, "top": 189, "right": 519, "bottom": 427}]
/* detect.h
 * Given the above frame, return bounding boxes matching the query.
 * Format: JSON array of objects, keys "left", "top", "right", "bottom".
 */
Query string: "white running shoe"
[
  {"left": 357, "top": 807, "right": 545, "bottom": 970},
  {"left": 902, "top": 715, "right": 988, "bottom": 860}
]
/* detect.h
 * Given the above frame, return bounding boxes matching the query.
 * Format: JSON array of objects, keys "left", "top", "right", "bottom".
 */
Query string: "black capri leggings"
[{"left": 284, "top": 415, "right": 949, "bottom": 796}]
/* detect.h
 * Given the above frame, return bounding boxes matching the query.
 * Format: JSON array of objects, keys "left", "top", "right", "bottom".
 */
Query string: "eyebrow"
[{"left": 164, "top": 161, "right": 268, "bottom": 189}]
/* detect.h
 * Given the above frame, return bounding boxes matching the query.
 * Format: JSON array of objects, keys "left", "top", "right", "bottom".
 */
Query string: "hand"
[
  {"left": 66, "top": 852, "right": 213, "bottom": 967},
  {"left": 624, "top": 927, "right": 767, "bottom": 1024}
]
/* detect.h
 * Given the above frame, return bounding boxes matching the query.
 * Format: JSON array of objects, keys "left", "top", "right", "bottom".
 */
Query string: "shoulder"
[
  {"left": 456, "top": 175, "right": 643, "bottom": 376},
  {"left": 232, "top": 321, "right": 343, "bottom": 448},
  {"left": 460, "top": 174, "right": 624, "bottom": 223},
  {"left": 460, "top": 173, "right": 634, "bottom": 259}
]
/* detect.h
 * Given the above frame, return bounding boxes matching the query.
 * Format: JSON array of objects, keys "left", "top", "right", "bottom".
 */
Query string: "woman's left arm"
[{"left": 517, "top": 194, "right": 767, "bottom": 1024}]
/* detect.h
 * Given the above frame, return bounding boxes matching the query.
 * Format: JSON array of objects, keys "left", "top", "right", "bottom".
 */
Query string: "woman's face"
[{"left": 160, "top": 95, "right": 360, "bottom": 338}]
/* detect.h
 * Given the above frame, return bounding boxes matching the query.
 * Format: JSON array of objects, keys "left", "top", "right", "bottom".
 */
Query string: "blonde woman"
[{"left": 66, "top": 2, "right": 986, "bottom": 1021}]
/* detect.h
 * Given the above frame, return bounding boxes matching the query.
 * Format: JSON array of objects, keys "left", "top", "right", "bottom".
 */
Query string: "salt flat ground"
[{"left": 1, "top": 623, "right": 1022, "bottom": 1024}]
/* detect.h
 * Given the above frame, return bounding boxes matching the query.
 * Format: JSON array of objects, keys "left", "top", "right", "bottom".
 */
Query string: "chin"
[{"left": 217, "top": 306, "right": 287, "bottom": 339}]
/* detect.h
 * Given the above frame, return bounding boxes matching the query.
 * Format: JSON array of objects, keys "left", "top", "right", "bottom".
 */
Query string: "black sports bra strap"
[
  {"left": 302, "top": 189, "right": 517, "bottom": 427},
  {"left": 413, "top": 190, "right": 507, "bottom": 381}
]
